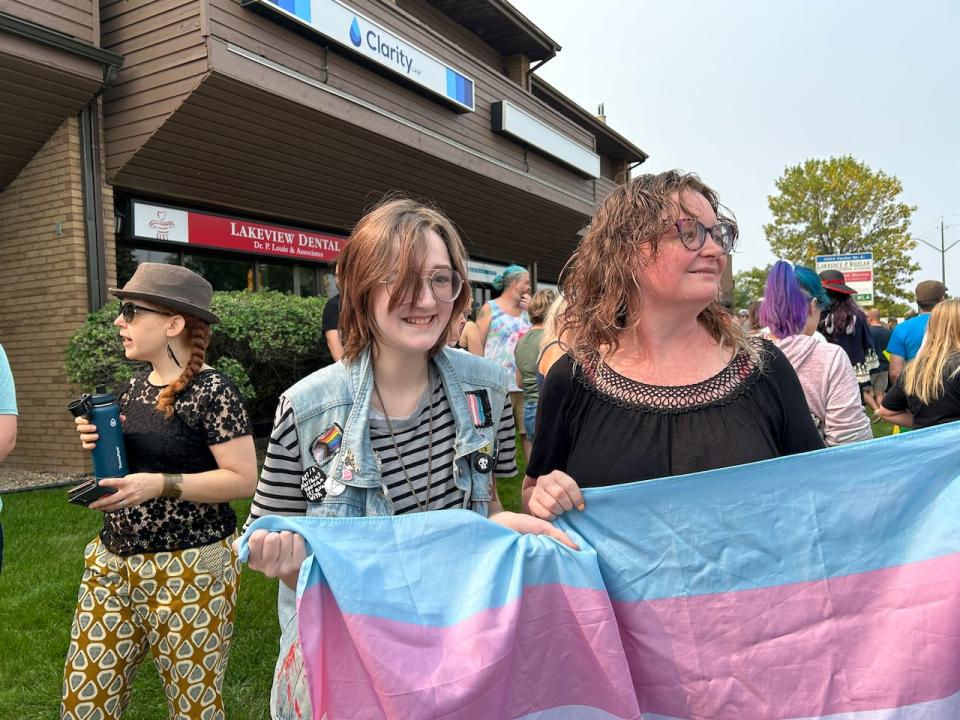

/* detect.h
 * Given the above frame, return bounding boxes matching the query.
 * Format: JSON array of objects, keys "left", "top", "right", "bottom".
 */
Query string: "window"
[
  {"left": 117, "top": 244, "right": 334, "bottom": 296},
  {"left": 183, "top": 253, "right": 254, "bottom": 292},
  {"left": 258, "top": 262, "right": 294, "bottom": 294},
  {"left": 117, "top": 247, "right": 179, "bottom": 285},
  {"left": 296, "top": 266, "right": 319, "bottom": 297}
]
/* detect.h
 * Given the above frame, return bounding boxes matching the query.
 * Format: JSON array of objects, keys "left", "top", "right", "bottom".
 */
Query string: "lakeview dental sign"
[
  {"left": 131, "top": 201, "right": 344, "bottom": 263},
  {"left": 491, "top": 100, "right": 601, "bottom": 178},
  {"left": 245, "top": 0, "right": 475, "bottom": 112}
]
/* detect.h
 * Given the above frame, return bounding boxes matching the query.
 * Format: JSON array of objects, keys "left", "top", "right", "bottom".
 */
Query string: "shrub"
[
  {"left": 64, "top": 302, "right": 145, "bottom": 392},
  {"left": 65, "top": 292, "right": 331, "bottom": 421},
  {"left": 208, "top": 291, "right": 330, "bottom": 419}
]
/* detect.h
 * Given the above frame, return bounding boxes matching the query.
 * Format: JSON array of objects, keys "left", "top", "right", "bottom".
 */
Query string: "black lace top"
[
  {"left": 527, "top": 338, "right": 825, "bottom": 488},
  {"left": 100, "top": 369, "right": 252, "bottom": 556}
]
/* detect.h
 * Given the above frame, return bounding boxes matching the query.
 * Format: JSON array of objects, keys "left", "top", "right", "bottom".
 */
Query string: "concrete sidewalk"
[{"left": 0, "top": 467, "right": 87, "bottom": 493}]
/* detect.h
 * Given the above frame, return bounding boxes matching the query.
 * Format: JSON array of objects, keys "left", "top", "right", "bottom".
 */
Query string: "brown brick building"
[{"left": 1, "top": 0, "right": 649, "bottom": 474}]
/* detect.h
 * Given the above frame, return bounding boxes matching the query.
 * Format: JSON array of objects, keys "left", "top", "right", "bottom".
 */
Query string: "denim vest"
[
  {"left": 285, "top": 346, "right": 511, "bottom": 520},
  {"left": 271, "top": 348, "right": 512, "bottom": 718}
]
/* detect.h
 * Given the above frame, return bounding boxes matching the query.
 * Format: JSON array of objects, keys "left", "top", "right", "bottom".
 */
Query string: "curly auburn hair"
[
  {"left": 156, "top": 313, "right": 210, "bottom": 418},
  {"left": 337, "top": 197, "right": 471, "bottom": 362},
  {"left": 560, "top": 170, "right": 753, "bottom": 364}
]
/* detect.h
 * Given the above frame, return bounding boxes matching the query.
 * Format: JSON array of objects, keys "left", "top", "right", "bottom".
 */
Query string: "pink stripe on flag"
[
  {"left": 617, "top": 551, "right": 960, "bottom": 720},
  {"left": 298, "top": 582, "right": 641, "bottom": 719}
]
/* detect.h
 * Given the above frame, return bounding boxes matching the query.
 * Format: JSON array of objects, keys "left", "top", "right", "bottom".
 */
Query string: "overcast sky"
[{"left": 511, "top": 0, "right": 960, "bottom": 297}]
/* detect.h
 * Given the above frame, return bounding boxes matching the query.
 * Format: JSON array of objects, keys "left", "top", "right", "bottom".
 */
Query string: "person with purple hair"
[{"left": 760, "top": 262, "right": 872, "bottom": 445}]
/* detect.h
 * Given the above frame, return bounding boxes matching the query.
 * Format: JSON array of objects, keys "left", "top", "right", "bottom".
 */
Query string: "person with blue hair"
[
  {"left": 477, "top": 264, "right": 532, "bottom": 443},
  {"left": 760, "top": 261, "right": 872, "bottom": 445}
]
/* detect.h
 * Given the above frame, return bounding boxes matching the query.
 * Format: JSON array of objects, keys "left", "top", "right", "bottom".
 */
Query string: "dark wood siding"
[
  {"left": 100, "top": 0, "right": 208, "bottom": 177},
  {"left": 595, "top": 176, "right": 617, "bottom": 202},
  {"left": 0, "top": 0, "right": 97, "bottom": 43},
  {"left": 396, "top": 0, "right": 504, "bottom": 73},
  {"left": 207, "top": 0, "right": 600, "bottom": 204}
]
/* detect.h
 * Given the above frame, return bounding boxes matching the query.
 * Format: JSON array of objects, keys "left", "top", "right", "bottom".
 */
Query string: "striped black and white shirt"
[{"left": 246, "top": 381, "right": 517, "bottom": 526}]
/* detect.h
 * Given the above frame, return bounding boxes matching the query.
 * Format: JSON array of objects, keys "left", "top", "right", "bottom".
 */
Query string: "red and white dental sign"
[{"left": 131, "top": 201, "right": 345, "bottom": 262}]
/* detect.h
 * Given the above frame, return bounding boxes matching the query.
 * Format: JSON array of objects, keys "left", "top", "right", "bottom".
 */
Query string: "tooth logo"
[{"left": 349, "top": 17, "right": 362, "bottom": 47}]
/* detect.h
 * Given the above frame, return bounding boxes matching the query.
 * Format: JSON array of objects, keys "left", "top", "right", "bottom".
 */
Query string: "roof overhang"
[
  {"left": 422, "top": 0, "right": 560, "bottom": 62},
  {"left": 0, "top": 12, "right": 122, "bottom": 189}
]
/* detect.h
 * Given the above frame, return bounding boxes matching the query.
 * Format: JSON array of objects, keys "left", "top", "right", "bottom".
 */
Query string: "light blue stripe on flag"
[
  {"left": 559, "top": 422, "right": 960, "bottom": 602},
  {"left": 241, "top": 510, "right": 601, "bottom": 626}
]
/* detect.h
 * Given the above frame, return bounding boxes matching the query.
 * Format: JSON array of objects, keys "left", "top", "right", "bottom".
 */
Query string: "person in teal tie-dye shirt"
[
  {"left": 0, "top": 343, "right": 19, "bottom": 572},
  {"left": 477, "top": 264, "right": 532, "bottom": 445}
]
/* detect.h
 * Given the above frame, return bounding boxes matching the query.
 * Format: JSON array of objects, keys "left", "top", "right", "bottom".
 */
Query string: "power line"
[{"left": 912, "top": 219, "right": 960, "bottom": 285}]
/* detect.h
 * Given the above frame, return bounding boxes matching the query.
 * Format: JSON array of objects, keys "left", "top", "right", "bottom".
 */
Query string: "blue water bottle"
[{"left": 67, "top": 386, "right": 127, "bottom": 479}]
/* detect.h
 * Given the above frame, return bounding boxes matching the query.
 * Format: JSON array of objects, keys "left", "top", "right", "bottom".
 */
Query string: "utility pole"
[{"left": 913, "top": 218, "right": 960, "bottom": 285}]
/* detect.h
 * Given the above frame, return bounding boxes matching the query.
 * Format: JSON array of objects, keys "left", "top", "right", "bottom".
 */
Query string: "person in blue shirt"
[
  {"left": 0, "top": 343, "right": 18, "bottom": 572},
  {"left": 888, "top": 280, "right": 947, "bottom": 384}
]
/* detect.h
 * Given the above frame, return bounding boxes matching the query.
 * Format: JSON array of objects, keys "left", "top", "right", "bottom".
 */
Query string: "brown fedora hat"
[{"left": 110, "top": 263, "right": 219, "bottom": 324}]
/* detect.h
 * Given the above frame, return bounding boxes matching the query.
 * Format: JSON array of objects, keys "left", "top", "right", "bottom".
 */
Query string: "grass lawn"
[
  {"left": 871, "top": 419, "right": 897, "bottom": 438},
  {"left": 0, "top": 444, "right": 526, "bottom": 719}
]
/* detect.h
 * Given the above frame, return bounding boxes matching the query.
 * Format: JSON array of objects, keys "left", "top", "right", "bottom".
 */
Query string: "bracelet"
[{"left": 160, "top": 473, "right": 184, "bottom": 499}]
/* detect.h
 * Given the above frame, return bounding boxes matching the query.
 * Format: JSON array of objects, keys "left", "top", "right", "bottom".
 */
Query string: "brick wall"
[{"left": 0, "top": 113, "right": 113, "bottom": 475}]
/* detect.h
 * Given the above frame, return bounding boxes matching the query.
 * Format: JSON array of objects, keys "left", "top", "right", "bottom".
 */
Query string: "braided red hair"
[{"left": 156, "top": 313, "right": 210, "bottom": 419}]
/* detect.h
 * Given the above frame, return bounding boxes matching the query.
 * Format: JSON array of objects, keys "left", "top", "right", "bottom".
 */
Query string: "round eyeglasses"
[
  {"left": 382, "top": 269, "right": 464, "bottom": 304},
  {"left": 675, "top": 219, "right": 738, "bottom": 255}
]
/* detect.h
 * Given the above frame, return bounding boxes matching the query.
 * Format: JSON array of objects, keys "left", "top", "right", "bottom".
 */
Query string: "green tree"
[
  {"left": 764, "top": 156, "right": 918, "bottom": 303},
  {"left": 872, "top": 295, "right": 912, "bottom": 319},
  {"left": 733, "top": 265, "right": 772, "bottom": 309}
]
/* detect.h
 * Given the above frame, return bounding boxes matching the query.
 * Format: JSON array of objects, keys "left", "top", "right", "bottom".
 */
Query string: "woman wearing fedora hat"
[{"left": 63, "top": 263, "right": 257, "bottom": 720}]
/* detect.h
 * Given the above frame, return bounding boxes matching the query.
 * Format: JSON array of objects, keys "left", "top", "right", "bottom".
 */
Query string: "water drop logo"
[{"left": 349, "top": 17, "right": 362, "bottom": 47}]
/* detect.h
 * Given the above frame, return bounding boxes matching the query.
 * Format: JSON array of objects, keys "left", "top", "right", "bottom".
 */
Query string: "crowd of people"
[
  {"left": 742, "top": 262, "right": 951, "bottom": 435},
  {"left": 0, "top": 169, "right": 954, "bottom": 718}
]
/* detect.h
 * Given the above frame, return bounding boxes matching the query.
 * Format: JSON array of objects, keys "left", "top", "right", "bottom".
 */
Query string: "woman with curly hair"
[
  {"left": 879, "top": 298, "right": 960, "bottom": 428},
  {"left": 523, "top": 171, "right": 824, "bottom": 519},
  {"left": 65, "top": 263, "right": 256, "bottom": 720}
]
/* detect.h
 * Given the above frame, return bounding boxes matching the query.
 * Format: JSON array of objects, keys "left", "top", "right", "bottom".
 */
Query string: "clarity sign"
[{"left": 248, "top": 0, "right": 475, "bottom": 112}]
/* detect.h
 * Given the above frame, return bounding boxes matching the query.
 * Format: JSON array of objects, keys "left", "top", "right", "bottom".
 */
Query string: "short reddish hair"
[{"left": 337, "top": 197, "right": 471, "bottom": 361}]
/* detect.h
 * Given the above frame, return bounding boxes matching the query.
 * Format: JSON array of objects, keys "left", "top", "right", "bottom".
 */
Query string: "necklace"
[{"left": 373, "top": 367, "right": 435, "bottom": 512}]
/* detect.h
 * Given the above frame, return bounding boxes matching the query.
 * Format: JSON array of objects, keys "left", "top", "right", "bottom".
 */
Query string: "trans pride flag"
[{"left": 239, "top": 423, "right": 960, "bottom": 719}]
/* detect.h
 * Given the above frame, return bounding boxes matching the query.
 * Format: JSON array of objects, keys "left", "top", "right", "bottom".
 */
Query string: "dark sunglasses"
[
  {"left": 120, "top": 302, "right": 172, "bottom": 323},
  {"left": 675, "top": 218, "right": 738, "bottom": 255}
]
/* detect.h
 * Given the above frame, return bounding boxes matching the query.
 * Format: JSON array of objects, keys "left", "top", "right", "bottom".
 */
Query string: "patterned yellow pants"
[{"left": 61, "top": 535, "right": 240, "bottom": 720}]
